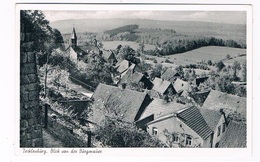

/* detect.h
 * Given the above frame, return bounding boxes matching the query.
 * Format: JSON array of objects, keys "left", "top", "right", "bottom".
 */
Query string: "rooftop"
[
  {"left": 161, "top": 68, "right": 181, "bottom": 82},
  {"left": 218, "top": 120, "right": 246, "bottom": 148},
  {"left": 199, "top": 108, "right": 223, "bottom": 131},
  {"left": 152, "top": 77, "right": 173, "bottom": 94},
  {"left": 139, "top": 98, "right": 187, "bottom": 121},
  {"left": 91, "top": 83, "right": 152, "bottom": 124},
  {"left": 177, "top": 106, "right": 213, "bottom": 140},
  {"left": 173, "top": 78, "right": 190, "bottom": 93},
  {"left": 202, "top": 90, "right": 246, "bottom": 120}
]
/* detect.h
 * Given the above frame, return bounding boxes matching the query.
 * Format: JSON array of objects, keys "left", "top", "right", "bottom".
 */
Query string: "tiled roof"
[
  {"left": 119, "top": 70, "right": 142, "bottom": 84},
  {"left": 91, "top": 83, "right": 151, "bottom": 124},
  {"left": 102, "top": 50, "right": 116, "bottom": 61},
  {"left": 218, "top": 120, "right": 246, "bottom": 148},
  {"left": 152, "top": 77, "right": 172, "bottom": 94},
  {"left": 202, "top": 90, "right": 246, "bottom": 120},
  {"left": 177, "top": 106, "right": 213, "bottom": 139},
  {"left": 115, "top": 60, "right": 131, "bottom": 74},
  {"left": 161, "top": 68, "right": 181, "bottom": 82},
  {"left": 199, "top": 108, "right": 222, "bottom": 131},
  {"left": 139, "top": 98, "right": 187, "bottom": 121},
  {"left": 173, "top": 78, "right": 190, "bottom": 93}
]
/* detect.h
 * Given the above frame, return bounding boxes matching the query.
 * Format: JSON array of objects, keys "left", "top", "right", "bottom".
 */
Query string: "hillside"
[
  {"left": 50, "top": 18, "right": 246, "bottom": 44},
  {"left": 168, "top": 46, "right": 246, "bottom": 63}
]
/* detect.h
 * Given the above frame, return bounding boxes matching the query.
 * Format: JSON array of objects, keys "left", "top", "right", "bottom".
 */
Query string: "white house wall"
[
  {"left": 212, "top": 114, "right": 226, "bottom": 147},
  {"left": 147, "top": 116, "right": 211, "bottom": 148}
]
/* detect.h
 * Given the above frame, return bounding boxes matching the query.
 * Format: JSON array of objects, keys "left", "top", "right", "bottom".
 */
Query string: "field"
[
  {"left": 102, "top": 41, "right": 155, "bottom": 51},
  {"left": 168, "top": 46, "right": 246, "bottom": 63}
]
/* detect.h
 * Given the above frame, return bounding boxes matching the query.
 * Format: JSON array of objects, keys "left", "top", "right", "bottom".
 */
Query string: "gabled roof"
[
  {"left": 218, "top": 120, "right": 246, "bottom": 148},
  {"left": 91, "top": 83, "right": 151, "bottom": 123},
  {"left": 119, "top": 70, "right": 144, "bottom": 85},
  {"left": 202, "top": 90, "right": 246, "bottom": 120},
  {"left": 152, "top": 77, "right": 172, "bottom": 94},
  {"left": 161, "top": 68, "right": 181, "bottom": 82},
  {"left": 71, "top": 46, "right": 87, "bottom": 55},
  {"left": 102, "top": 50, "right": 116, "bottom": 61},
  {"left": 199, "top": 108, "right": 222, "bottom": 131},
  {"left": 173, "top": 78, "right": 190, "bottom": 93},
  {"left": 139, "top": 98, "right": 187, "bottom": 121},
  {"left": 115, "top": 60, "right": 131, "bottom": 74},
  {"left": 177, "top": 106, "right": 213, "bottom": 139}
]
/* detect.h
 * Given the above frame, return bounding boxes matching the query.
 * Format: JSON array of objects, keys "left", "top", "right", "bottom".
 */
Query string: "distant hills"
[{"left": 49, "top": 18, "right": 246, "bottom": 44}]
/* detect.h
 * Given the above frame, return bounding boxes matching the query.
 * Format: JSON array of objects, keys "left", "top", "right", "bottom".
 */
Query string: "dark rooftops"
[
  {"left": 218, "top": 120, "right": 246, "bottom": 148},
  {"left": 91, "top": 83, "right": 152, "bottom": 124},
  {"left": 177, "top": 106, "right": 213, "bottom": 140}
]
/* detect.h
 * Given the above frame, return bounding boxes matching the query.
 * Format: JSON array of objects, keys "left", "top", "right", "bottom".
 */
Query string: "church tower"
[{"left": 71, "top": 27, "right": 77, "bottom": 48}]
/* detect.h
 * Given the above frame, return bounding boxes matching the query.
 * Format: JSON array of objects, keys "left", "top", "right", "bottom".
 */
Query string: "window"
[
  {"left": 217, "top": 125, "right": 221, "bottom": 136},
  {"left": 173, "top": 134, "right": 179, "bottom": 142},
  {"left": 186, "top": 136, "right": 192, "bottom": 146},
  {"left": 152, "top": 127, "right": 158, "bottom": 135},
  {"left": 222, "top": 123, "right": 226, "bottom": 133}
]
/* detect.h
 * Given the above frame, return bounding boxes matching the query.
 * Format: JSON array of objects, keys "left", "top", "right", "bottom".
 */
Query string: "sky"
[{"left": 42, "top": 11, "right": 246, "bottom": 25}]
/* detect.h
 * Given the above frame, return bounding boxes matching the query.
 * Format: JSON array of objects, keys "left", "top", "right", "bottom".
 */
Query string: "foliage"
[
  {"left": 232, "top": 60, "right": 241, "bottom": 81},
  {"left": 104, "top": 24, "right": 139, "bottom": 37},
  {"left": 241, "top": 61, "right": 247, "bottom": 82},
  {"left": 175, "top": 65, "right": 184, "bottom": 77},
  {"left": 117, "top": 45, "right": 141, "bottom": 64},
  {"left": 216, "top": 60, "right": 225, "bottom": 71}
]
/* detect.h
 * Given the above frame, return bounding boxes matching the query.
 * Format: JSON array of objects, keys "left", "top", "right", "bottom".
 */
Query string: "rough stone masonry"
[{"left": 20, "top": 21, "right": 43, "bottom": 147}]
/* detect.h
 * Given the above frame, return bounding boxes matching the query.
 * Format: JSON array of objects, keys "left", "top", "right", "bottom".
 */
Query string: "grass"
[{"left": 168, "top": 46, "right": 246, "bottom": 63}]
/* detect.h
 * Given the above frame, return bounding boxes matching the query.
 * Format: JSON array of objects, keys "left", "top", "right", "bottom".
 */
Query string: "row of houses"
[
  {"left": 88, "top": 83, "right": 246, "bottom": 148},
  {"left": 66, "top": 28, "right": 246, "bottom": 148}
]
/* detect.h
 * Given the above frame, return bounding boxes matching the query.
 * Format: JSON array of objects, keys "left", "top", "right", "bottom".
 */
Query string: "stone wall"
[{"left": 20, "top": 23, "right": 43, "bottom": 147}]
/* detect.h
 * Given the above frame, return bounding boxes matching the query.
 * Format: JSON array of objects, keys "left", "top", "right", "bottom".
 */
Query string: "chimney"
[{"left": 122, "top": 83, "right": 127, "bottom": 90}]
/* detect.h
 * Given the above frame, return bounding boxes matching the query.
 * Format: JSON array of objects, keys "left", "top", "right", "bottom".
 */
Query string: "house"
[
  {"left": 145, "top": 106, "right": 213, "bottom": 148},
  {"left": 193, "top": 77, "right": 209, "bottom": 87},
  {"left": 136, "top": 98, "right": 187, "bottom": 130},
  {"left": 102, "top": 50, "right": 117, "bottom": 65},
  {"left": 161, "top": 68, "right": 181, "bottom": 82},
  {"left": 200, "top": 108, "right": 228, "bottom": 147},
  {"left": 151, "top": 77, "right": 176, "bottom": 98},
  {"left": 173, "top": 78, "right": 191, "bottom": 96},
  {"left": 115, "top": 60, "right": 132, "bottom": 75},
  {"left": 66, "top": 27, "right": 99, "bottom": 63},
  {"left": 89, "top": 83, "right": 153, "bottom": 127},
  {"left": 201, "top": 90, "right": 246, "bottom": 121},
  {"left": 218, "top": 120, "right": 246, "bottom": 148},
  {"left": 118, "top": 70, "right": 153, "bottom": 90}
]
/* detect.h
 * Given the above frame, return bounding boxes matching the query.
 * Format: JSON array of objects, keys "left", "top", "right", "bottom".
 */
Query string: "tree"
[
  {"left": 207, "top": 60, "right": 212, "bottom": 66},
  {"left": 226, "top": 54, "right": 231, "bottom": 60},
  {"left": 216, "top": 60, "right": 225, "bottom": 71},
  {"left": 241, "top": 61, "right": 247, "bottom": 82},
  {"left": 175, "top": 65, "right": 184, "bottom": 77},
  {"left": 232, "top": 60, "right": 241, "bottom": 80}
]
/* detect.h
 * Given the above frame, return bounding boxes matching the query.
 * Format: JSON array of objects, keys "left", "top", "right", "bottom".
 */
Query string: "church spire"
[{"left": 71, "top": 27, "right": 77, "bottom": 47}]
